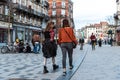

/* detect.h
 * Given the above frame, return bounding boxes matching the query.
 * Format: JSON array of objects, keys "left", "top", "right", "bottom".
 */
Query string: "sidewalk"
[
  {"left": 71, "top": 45, "right": 120, "bottom": 80},
  {"left": 0, "top": 44, "right": 89, "bottom": 80}
]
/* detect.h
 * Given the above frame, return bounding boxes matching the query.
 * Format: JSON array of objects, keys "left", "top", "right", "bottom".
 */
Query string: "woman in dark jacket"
[{"left": 42, "top": 21, "right": 59, "bottom": 74}]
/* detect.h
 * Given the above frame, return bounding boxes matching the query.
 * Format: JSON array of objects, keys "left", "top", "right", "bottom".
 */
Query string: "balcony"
[
  {"left": 0, "top": 14, "right": 13, "bottom": 23},
  {"left": 14, "top": 4, "right": 28, "bottom": 13},
  {"left": 1, "top": 0, "right": 7, "bottom": 2},
  {"left": 44, "top": 1, "right": 49, "bottom": 8}
]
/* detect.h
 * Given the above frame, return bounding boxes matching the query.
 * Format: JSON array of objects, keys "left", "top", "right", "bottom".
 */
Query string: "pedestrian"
[
  {"left": 90, "top": 33, "right": 96, "bottom": 50},
  {"left": 110, "top": 37, "right": 113, "bottom": 46},
  {"left": 79, "top": 38, "right": 84, "bottom": 50},
  {"left": 98, "top": 38, "right": 102, "bottom": 47},
  {"left": 104, "top": 39, "right": 107, "bottom": 45},
  {"left": 32, "top": 33, "right": 41, "bottom": 54},
  {"left": 13, "top": 38, "right": 19, "bottom": 52},
  {"left": 18, "top": 40, "right": 24, "bottom": 53},
  {"left": 42, "top": 21, "right": 59, "bottom": 74},
  {"left": 58, "top": 19, "right": 78, "bottom": 76},
  {"left": 24, "top": 43, "right": 31, "bottom": 53}
]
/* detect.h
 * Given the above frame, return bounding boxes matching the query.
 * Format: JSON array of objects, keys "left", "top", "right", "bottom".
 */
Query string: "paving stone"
[{"left": 0, "top": 45, "right": 88, "bottom": 80}]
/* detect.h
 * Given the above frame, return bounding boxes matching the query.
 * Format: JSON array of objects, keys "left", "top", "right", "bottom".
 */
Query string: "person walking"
[
  {"left": 110, "top": 37, "right": 113, "bottom": 46},
  {"left": 24, "top": 43, "right": 32, "bottom": 53},
  {"left": 42, "top": 21, "right": 59, "bottom": 74},
  {"left": 79, "top": 38, "right": 84, "bottom": 50},
  {"left": 32, "top": 33, "right": 41, "bottom": 54},
  {"left": 58, "top": 19, "right": 78, "bottom": 76},
  {"left": 90, "top": 33, "right": 96, "bottom": 50},
  {"left": 98, "top": 38, "right": 102, "bottom": 47}
]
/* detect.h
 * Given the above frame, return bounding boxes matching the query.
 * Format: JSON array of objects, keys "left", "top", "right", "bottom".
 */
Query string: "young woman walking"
[
  {"left": 42, "top": 21, "right": 59, "bottom": 73},
  {"left": 58, "top": 19, "right": 78, "bottom": 76}
]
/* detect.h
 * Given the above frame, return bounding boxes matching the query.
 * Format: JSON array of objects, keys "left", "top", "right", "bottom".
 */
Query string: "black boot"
[
  {"left": 53, "top": 64, "right": 59, "bottom": 70},
  {"left": 43, "top": 66, "right": 49, "bottom": 74}
]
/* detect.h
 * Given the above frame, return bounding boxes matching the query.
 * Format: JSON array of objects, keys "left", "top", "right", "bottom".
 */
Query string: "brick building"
[{"left": 48, "top": 0, "right": 74, "bottom": 29}]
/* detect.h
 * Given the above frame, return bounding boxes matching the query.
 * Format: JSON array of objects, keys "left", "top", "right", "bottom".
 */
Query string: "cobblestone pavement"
[
  {"left": 0, "top": 44, "right": 89, "bottom": 80},
  {"left": 71, "top": 45, "right": 120, "bottom": 80}
]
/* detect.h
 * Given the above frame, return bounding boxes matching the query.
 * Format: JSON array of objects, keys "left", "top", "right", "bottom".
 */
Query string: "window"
[
  {"left": 52, "top": 10, "right": 56, "bottom": 16},
  {"left": 52, "top": 1, "right": 56, "bottom": 8},
  {"left": 19, "top": 14, "right": 22, "bottom": 21},
  {"left": 24, "top": 15, "right": 26, "bottom": 22},
  {"left": 13, "top": 0, "right": 16, "bottom": 3},
  {"left": 62, "top": 1, "right": 65, "bottom": 8},
  {"left": 5, "top": 6, "right": 9, "bottom": 15},
  {"left": 0, "top": 6, "right": 2, "bottom": 14},
  {"left": 61, "top": 9, "right": 65, "bottom": 16}
]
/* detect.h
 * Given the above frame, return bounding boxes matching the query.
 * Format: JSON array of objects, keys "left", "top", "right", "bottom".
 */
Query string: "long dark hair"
[{"left": 62, "top": 19, "right": 70, "bottom": 28}]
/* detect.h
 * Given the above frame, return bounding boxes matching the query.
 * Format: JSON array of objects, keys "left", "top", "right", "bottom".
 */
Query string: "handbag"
[
  {"left": 72, "top": 42, "right": 76, "bottom": 48},
  {"left": 64, "top": 28, "right": 77, "bottom": 48}
]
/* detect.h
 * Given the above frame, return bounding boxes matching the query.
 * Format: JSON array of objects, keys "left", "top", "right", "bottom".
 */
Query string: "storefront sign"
[{"left": 0, "top": 21, "right": 12, "bottom": 29}]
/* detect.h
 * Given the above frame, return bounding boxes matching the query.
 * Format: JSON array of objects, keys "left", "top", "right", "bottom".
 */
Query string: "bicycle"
[{"left": 1, "top": 43, "right": 17, "bottom": 54}]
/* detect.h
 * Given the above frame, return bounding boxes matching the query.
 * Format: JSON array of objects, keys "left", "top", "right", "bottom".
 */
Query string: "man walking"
[
  {"left": 90, "top": 33, "right": 96, "bottom": 50},
  {"left": 32, "top": 33, "right": 41, "bottom": 53},
  {"left": 79, "top": 38, "right": 84, "bottom": 50}
]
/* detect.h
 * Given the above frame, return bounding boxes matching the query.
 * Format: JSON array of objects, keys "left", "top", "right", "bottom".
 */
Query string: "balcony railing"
[
  {"left": 14, "top": 4, "right": 29, "bottom": 13},
  {"left": 14, "top": 3, "right": 45, "bottom": 18},
  {"left": 1, "top": 0, "right": 7, "bottom": 2},
  {"left": 0, "top": 14, "right": 13, "bottom": 22}
]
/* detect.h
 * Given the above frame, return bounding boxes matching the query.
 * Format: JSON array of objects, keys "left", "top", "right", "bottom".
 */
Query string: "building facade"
[
  {"left": 79, "top": 22, "right": 110, "bottom": 43},
  {"left": 114, "top": 0, "right": 120, "bottom": 45},
  {"left": 48, "top": 0, "right": 74, "bottom": 29},
  {"left": 0, "top": 0, "right": 49, "bottom": 45}
]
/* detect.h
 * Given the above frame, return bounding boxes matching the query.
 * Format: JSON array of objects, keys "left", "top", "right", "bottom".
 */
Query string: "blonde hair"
[
  {"left": 45, "top": 21, "right": 54, "bottom": 31},
  {"left": 16, "top": 38, "right": 19, "bottom": 43}
]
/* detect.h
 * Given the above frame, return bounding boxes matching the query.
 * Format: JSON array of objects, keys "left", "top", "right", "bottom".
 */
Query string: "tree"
[{"left": 105, "top": 15, "right": 114, "bottom": 25}]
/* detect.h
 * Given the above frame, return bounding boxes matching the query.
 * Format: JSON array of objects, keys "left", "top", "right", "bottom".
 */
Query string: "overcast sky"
[{"left": 72, "top": 0, "right": 116, "bottom": 29}]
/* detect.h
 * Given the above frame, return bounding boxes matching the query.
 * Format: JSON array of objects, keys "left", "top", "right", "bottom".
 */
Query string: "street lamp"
[{"left": 7, "top": 1, "right": 12, "bottom": 44}]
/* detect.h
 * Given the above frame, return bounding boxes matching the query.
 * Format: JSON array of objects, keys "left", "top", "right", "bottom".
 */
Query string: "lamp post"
[{"left": 7, "top": 1, "right": 12, "bottom": 44}]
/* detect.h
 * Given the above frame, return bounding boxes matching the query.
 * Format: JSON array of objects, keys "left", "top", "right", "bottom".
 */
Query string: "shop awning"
[
  {"left": 0, "top": 21, "right": 12, "bottom": 29},
  {"left": 0, "top": 27, "right": 13, "bottom": 29}
]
